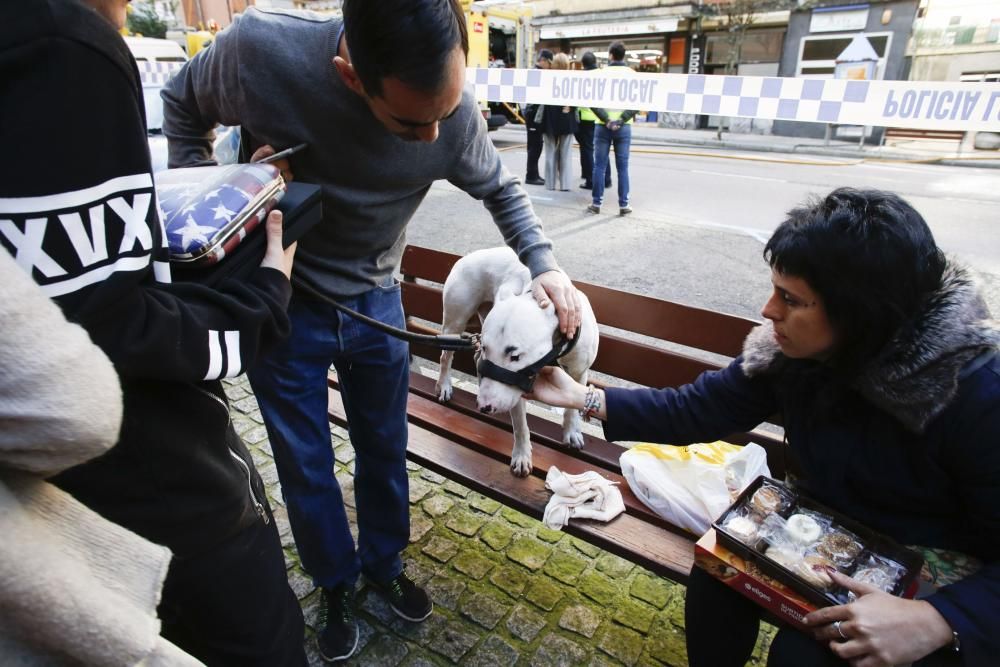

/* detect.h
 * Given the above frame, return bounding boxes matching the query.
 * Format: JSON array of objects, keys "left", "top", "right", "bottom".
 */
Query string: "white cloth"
[{"left": 542, "top": 466, "right": 625, "bottom": 530}]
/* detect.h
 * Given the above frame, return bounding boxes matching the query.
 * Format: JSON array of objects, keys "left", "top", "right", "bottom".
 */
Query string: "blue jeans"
[
  {"left": 592, "top": 123, "right": 631, "bottom": 208},
  {"left": 248, "top": 280, "right": 410, "bottom": 589}
]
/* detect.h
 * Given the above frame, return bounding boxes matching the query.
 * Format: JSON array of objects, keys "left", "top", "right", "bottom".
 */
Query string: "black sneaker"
[
  {"left": 619, "top": 206, "right": 633, "bottom": 216},
  {"left": 367, "top": 571, "right": 433, "bottom": 622},
  {"left": 586, "top": 204, "right": 601, "bottom": 214},
  {"left": 317, "top": 584, "right": 358, "bottom": 662},
  {"left": 525, "top": 176, "right": 545, "bottom": 186}
]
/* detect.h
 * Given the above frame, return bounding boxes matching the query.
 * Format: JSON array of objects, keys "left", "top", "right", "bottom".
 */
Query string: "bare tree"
[{"left": 716, "top": 0, "right": 758, "bottom": 139}]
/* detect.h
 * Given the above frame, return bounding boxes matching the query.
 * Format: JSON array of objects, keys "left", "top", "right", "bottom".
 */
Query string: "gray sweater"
[{"left": 162, "top": 8, "right": 557, "bottom": 297}]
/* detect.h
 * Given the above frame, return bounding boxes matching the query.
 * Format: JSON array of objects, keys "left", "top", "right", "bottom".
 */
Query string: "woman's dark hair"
[
  {"left": 342, "top": 0, "right": 468, "bottom": 98},
  {"left": 764, "top": 188, "right": 946, "bottom": 377}
]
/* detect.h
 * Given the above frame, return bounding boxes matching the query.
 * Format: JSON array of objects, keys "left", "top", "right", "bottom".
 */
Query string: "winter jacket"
[
  {"left": 541, "top": 103, "right": 578, "bottom": 138},
  {"left": 0, "top": 0, "right": 291, "bottom": 557},
  {"left": 604, "top": 263, "right": 1000, "bottom": 665}
]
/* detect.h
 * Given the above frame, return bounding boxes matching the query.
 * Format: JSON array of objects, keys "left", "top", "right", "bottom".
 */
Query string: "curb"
[{"left": 499, "top": 123, "right": 1000, "bottom": 169}]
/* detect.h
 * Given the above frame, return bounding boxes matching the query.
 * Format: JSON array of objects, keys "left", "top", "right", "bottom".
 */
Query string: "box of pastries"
[{"left": 695, "top": 475, "right": 923, "bottom": 627}]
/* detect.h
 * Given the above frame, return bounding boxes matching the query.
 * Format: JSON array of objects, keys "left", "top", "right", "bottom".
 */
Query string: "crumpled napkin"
[{"left": 542, "top": 466, "right": 625, "bottom": 530}]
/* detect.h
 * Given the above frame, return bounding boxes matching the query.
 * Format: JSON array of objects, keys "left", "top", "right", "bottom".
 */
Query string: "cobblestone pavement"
[{"left": 224, "top": 375, "right": 776, "bottom": 666}]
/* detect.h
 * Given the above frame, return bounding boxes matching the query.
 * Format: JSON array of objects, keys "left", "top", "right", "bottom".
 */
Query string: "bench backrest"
[{"left": 399, "top": 245, "right": 786, "bottom": 476}]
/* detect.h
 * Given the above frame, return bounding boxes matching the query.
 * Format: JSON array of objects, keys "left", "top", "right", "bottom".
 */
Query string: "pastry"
[
  {"left": 765, "top": 545, "right": 799, "bottom": 569},
  {"left": 750, "top": 485, "right": 786, "bottom": 515},
  {"left": 852, "top": 566, "right": 895, "bottom": 592},
  {"left": 799, "top": 554, "right": 836, "bottom": 589},
  {"left": 723, "top": 515, "right": 759, "bottom": 544},
  {"left": 785, "top": 513, "right": 823, "bottom": 545},
  {"left": 817, "top": 531, "right": 863, "bottom": 568}
]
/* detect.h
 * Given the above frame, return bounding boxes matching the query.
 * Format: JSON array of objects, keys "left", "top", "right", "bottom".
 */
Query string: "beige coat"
[{"left": 0, "top": 252, "right": 202, "bottom": 666}]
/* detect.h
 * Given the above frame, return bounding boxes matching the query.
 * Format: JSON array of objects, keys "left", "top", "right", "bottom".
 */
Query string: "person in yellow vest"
[
  {"left": 575, "top": 51, "right": 611, "bottom": 192},
  {"left": 586, "top": 41, "right": 638, "bottom": 217}
]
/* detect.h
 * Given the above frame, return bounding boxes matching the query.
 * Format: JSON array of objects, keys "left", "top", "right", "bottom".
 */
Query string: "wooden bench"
[{"left": 326, "top": 244, "right": 785, "bottom": 584}]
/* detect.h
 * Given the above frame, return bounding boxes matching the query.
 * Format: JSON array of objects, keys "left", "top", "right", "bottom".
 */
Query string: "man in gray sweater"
[{"left": 162, "top": 0, "right": 581, "bottom": 661}]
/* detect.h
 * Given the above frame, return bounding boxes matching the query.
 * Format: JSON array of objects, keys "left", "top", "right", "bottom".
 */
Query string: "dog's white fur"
[{"left": 436, "top": 247, "right": 599, "bottom": 477}]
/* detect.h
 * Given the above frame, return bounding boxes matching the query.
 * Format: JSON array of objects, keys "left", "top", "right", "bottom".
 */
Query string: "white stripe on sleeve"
[
  {"left": 223, "top": 330, "right": 242, "bottom": 378},
  {"left": 204, "top": 330, "right": 222, "bottom": 380}
]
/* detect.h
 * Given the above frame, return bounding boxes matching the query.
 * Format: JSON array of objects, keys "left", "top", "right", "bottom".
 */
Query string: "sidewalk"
[
  {"left": 225, "top": 375, "right": 775, "bottom": 666},
  {"left": 503, "top": 122, "right": 1000, "bottom": 169}
]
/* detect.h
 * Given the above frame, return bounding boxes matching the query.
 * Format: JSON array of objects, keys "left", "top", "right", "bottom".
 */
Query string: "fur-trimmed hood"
[{"left": 741, "top": 262, "right": 1000, "bottom": 433}]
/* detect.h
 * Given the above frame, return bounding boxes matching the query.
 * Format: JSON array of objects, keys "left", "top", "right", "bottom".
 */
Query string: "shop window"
[
  {"left": 797, "top": 32, "right": 891, "bottom": 79},
  {"left": 960, "top": 71, "right": 1000, "bottom": 82},
  {"left": 705, "top": 30, "right": 784, "bottom": 66}
]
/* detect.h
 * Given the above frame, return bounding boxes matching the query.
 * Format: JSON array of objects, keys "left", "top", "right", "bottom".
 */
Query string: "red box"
[{"left": 695, "top": 528, "right": 818, "bottom": 630}]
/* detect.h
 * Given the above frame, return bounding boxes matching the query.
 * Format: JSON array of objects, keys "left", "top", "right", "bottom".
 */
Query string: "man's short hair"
[
  {"left": 609, "top": 41, "right": 626, "bottom": 62},
  {"left": 342, "top": 0, "right": 468, "bottom": 98},
  {"left": 581, "top": 51, "right": 597, "bottom": 70},
  {"left": 537, "top": 49, "right": 554, "bottom": 63}
]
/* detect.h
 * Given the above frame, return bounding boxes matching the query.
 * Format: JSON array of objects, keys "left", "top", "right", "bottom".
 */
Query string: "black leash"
[
  {"left": 292, "top": 278, "right": 578, "bottom": 391},
  {"left": 292, "top": 279, "right": 477, "bottom": 351}
]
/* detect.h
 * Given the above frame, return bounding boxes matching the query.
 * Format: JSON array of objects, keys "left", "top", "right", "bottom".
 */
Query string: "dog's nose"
[{"left": 479, "top": 404, "right": 493, "bottom": 414}]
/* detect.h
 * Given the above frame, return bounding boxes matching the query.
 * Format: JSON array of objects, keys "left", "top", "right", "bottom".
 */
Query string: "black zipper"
[{"left": 194, "top": 385, "right": 269, "bottom": 525}]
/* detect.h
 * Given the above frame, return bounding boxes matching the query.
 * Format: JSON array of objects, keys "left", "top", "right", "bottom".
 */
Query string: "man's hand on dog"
[{"left": 531, "top": 270, "right": 581, "bottom": 338}]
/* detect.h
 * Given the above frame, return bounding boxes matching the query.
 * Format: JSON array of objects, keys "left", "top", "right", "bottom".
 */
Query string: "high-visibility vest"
[
  {"left": 597, "top": 63, "right": 636, "bottom": 125},
  {"left": 579, "top": 68, "right": 599, "bottom": 122}
]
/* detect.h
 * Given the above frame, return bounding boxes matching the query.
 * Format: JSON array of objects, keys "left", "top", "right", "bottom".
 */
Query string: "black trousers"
[
  {"left": 685, "top": 567, "right": 960, "bottom": 667},
  {"left": 526, "top": 117, "right": 544, "bottom": 180},
  {"left": 159, "top": 512, "right": 307, "bottom": 666},
  {"left": 574, "top": 119, "right": 610, "bottom": 187}
]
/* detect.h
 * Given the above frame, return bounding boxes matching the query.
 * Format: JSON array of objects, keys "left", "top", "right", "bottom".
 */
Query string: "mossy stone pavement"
[{"left": 225, "top": 376, "right": 776, "bottom": 666}]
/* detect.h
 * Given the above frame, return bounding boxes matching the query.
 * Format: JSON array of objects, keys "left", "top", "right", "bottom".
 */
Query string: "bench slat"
[
  {"left": 401, "top": 245, "right": 461, "bottom": 285},
  {"left": 329, "top": 373, "right": 681, "bottom": 532},
  {"left": 574, "top": 281, "right": 757, "bottom": 357},
  {"left": 327, "top": 383, "right": 695, "bottom": 582},
  {"left": 408, "top": 373, "right": 628, "bottom": 472}
]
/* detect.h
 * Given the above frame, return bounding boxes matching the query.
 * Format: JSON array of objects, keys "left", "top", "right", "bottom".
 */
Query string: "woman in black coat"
[{"left": 527, "top": 188, "right": 999, "bottom": 667}]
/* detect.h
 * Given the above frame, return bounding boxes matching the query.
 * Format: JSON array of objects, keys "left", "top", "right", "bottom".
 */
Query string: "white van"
[
  {"left": 124, "top": 35, "right": 188, "bottom": 65},
  {"left": 125, "top": 36, "right": 239, "bottom": 171}
]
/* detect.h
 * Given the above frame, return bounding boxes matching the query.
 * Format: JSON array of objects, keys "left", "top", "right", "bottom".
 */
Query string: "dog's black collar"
[{"left": 476, "top": 329, "right": 579, "bottom": 393}]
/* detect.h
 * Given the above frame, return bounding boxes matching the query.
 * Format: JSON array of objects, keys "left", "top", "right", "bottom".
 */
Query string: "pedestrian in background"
[
  {"left": 524, "top": 48, "right": 553, "bottom": 186},
  {"left": 574, "top": 51, "right": 610, "bottom": 192},
  {"left": 587, "top": 41, "right": 638, "bottom": 216},
  {"left": 541, "top": 53, "right": 577, "bottom": 192}
]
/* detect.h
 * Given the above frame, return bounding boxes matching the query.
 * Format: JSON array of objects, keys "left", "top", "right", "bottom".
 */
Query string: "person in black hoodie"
[{"left": 0, "top": 1, "right": 306, "bottom": 664}]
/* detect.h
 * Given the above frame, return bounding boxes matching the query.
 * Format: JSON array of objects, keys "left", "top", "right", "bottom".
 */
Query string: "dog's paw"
[
  {"left": 563, "top": 429, "right": 586, "bottom": 449},
  {"left": 436, "top": 380, "right": 453, "bottom": 403},
  {"left": 510, "top": 454, "right": 533, "bottom": 478}
]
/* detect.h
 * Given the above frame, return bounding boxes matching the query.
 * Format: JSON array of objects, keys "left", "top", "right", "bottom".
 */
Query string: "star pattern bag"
[{"left": 156, "top": 164, "right": 286, "bottom": 266}]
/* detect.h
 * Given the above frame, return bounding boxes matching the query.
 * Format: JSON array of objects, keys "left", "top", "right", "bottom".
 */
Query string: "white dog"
[{"left": 436, "top": 247, "right": 599, "bottom": 477}]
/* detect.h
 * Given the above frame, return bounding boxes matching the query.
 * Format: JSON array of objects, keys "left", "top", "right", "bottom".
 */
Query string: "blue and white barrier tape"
[{"left": 468, "top": 68, "right": 1000, "bottom": 132}]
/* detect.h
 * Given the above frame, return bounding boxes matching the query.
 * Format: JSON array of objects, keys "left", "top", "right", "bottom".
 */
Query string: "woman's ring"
[{"left": 834, "top": 620, "right": 847, "bottom": 640}]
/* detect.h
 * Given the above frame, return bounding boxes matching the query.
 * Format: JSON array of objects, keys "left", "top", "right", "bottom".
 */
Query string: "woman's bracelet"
[{"left": 579, "top": 384, "right": 601, "bottom": 420}]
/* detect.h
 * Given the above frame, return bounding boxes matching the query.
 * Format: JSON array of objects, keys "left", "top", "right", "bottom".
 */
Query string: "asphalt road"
[{"left": 407, "top": 126, "right": 1000, "bottom": 320}]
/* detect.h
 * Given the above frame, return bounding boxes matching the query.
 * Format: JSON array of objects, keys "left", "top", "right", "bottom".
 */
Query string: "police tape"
[
  {"left": 137, "top": 61, "right": 183, "bottom": 87},
  {"left": 468, "top": 68, "right": 1000, "bottom": 132}
]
